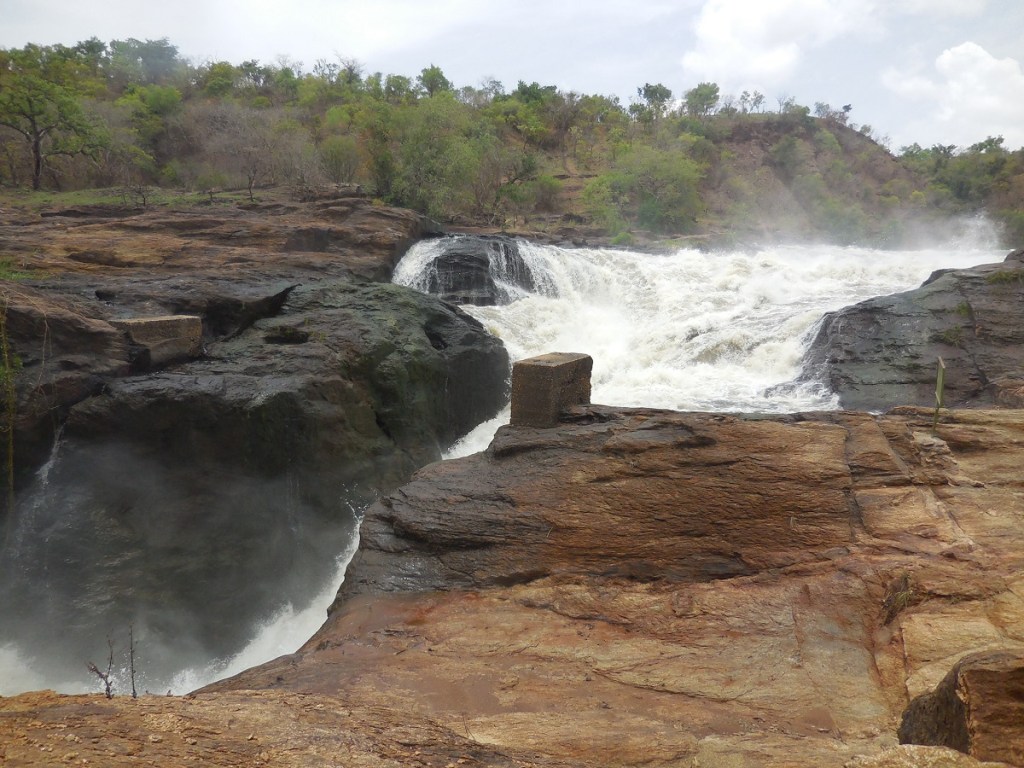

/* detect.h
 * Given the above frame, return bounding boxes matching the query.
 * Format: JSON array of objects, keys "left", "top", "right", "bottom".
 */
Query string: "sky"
[{"left": 2, "top": 0, "right": 1023, "bottom": 151}]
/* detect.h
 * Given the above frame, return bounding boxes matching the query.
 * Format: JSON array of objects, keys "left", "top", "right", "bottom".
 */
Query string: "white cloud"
[
  {"left": 891, "top": 0, "right": 988, "bottom": 16},
  {"left": 681, "top": 0, "right": 878, "bottom": 88},
  {"left": 882, "top": 42, "right": 1024, "bottom": 148},
  {"left": 679, "top": 0, "right": 997, "bottom": 94}
]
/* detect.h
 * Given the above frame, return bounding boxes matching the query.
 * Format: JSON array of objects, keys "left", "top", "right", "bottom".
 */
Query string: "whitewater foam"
[{"left": 394, "top": 237, "right": 1006, "bottom": 456}]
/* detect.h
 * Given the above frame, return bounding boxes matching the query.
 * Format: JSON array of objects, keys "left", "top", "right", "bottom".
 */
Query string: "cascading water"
[
  {"left": 394, "top": 233, "right": 1006, "bottom": 456},
  {"left": 0, "top": 449, "right": 364, "bottom": 698}
]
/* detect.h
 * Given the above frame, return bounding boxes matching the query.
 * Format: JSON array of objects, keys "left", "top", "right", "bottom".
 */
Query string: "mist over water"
[
  {"left": 394, "top": 226, "right": 1006, "bottom": 457},
  {"left": 0, "top": 436, "right": 363, "bottom": 697}
]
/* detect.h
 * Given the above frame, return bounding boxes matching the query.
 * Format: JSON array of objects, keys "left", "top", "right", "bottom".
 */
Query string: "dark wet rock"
[
  {"left": 0, "top": 194, "right": 507, "bottom": 686},
  {"left": 419, "top": 235, "right": 540, "bottom": 305},
  {"left": 800, "top": 250, "right": 1024, "bottom": 411}
]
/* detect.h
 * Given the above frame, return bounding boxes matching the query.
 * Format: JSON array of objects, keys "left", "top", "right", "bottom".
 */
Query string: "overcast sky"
[{"left": 2, "top": 0, "right": 1022, "bottom": 151}]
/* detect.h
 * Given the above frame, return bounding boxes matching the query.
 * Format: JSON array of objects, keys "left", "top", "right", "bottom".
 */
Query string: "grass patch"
[
  {"left": 985, "top": 269, "right": 1023, "bottom": 286},
  {"left": 0, "top": 186, "right": 254, "bottom": 213},
  {"left": 939, "top": 325, "right": 964, "bottom": 347},
  {"left": 881, "top": 573, "right": 918, "bottom": 625},
  {"left": 0, "top": 258, "right": 35, "bottom": 281}
]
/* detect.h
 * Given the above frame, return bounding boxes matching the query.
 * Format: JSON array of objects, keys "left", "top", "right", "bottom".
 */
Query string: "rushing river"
[
  {"left": 0, "top": 225, "right": 1006, "bottom": 697},
  {"left": 394, "top": 229, "right": 1006, "bottom": 456}
]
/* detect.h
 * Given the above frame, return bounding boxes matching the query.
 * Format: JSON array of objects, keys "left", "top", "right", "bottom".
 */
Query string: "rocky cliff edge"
[{"left": 4, "top": 405, "right": 1019, "bottom": 767}]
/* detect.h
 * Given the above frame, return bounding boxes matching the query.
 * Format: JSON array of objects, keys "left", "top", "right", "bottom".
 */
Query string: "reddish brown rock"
[
  {"left": 899, "top": 650, "right": 1024, "bottom": 765},
  {"left": 3, "top": 407, "right": 1024, "bottom": 766}
]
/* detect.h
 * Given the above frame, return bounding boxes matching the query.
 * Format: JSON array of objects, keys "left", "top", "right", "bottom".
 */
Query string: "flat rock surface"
[{"left": 6, "top": 407, "right": 1017, "bottom": 766}]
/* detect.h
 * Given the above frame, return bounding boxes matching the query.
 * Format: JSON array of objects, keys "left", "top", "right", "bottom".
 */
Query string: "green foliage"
[
  {"left": 417, "top": 65, "right": 453, "bottom": 98},
  {"left": 390, "top": 94, "right": 480, "bottom": 217},
  {"left": 0, "top": 44, "right": 108, "bottom": 189},
  {"left": 684, "top": 82, "right": 720, "bottom": 118},
  {"left": 585, "top": 145, "right": 702, "bottom": 233},
  {"left": 0, "top": 259, "right": 33, "bottom": 281},
  {"left": 529, "top": 175, "right": 562, "bottom": 212},
  {"left": 997, "top": 210, "right": 1024, "bottom": 246},
  {"left": 0, "top": 34, "right": 1019, "bottom": 243},
  {"left": 319, "top": 135, "right": 361, "bottom": 183},
  {"left": 985, "top": 269, "right": 1023, "bottom": 286},
  {"left": 940, "top": 325, "right": 964, "bottom": 347},
  {"left": 770, "top": 136, "right": 804, "bottom": 181},
  {"left": 630, "top": 83, "right": 672, "bottom": 124}
]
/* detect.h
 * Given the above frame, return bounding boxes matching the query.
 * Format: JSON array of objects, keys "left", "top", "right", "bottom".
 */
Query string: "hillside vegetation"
[{"left": 2, "top": 38, "right": 1022, "bottom": 247}]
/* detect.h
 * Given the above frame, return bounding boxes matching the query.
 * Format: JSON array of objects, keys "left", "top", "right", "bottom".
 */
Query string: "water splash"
[
  {"left": 0, "top": 500, "right": 364, "bottom": 697},
  {"left": 395, "top": 238, "right": 1005, "bottom": 452}
]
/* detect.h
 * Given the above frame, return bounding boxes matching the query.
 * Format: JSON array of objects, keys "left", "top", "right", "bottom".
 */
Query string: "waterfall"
[{"left": 394, "top": 236, "right": 1005, "bottom": 456}]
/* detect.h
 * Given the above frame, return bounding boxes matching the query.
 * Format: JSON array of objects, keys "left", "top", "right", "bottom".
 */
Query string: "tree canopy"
[{"left": 0, "top": 36, "right": 1021, "bottom": 245}]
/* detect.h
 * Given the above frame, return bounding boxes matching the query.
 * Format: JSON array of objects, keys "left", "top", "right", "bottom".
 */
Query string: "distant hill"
[{"left": 1, "top": 38, "right": 1021, "bottom": 247}]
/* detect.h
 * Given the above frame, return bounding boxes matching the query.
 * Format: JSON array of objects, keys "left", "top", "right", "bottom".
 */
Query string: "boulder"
[
  {"left": 800, "top": 251, "right": 1024, "bottom": 411},
  {"left": 0, "top": 194, "right": 508, "bottom": 689},
  {"left": 510, "top": 352, "right": 593, "bottom": 427},
  {"left": 110, "top": 315, "right": 203, "bottom": 368},
  {"left": 899, "top": 650, "right": 1024, "bottom": 765},
  {"left": 419, "top": 235, "right": 540, "bottom": 305}
]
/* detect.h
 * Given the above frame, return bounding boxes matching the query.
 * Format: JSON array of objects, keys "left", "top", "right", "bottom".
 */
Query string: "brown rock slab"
[{"left": 899, "top": 650, "right": 1024, "bottom": 765}]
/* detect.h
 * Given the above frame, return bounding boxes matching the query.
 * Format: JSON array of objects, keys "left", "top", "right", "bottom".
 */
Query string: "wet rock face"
[
  {"left": 0, "top": 195, "right": 508, "bottom": 688},
  {"left": 419, "top": 235, "right": 539, "bottom": 305},
  {"left": 800, "top": 249, "right": 1024, "bottom": 411},
  {"left": 335, "top": 407, "right": 857, "bottom": 601}
]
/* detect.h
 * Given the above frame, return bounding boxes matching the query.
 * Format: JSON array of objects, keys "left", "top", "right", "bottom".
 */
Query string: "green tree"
[
  {"left": 0, "top": 45, "right": 106, "bottom": 189},
  {"left": 320, "top": 134, "right": 361, "bottom": 183},
  {"left": 392, "top": 94, "right": 478, "bottom": 217},
  {"left": 684, "top": 82, "right": 720, "bottom": 118},
  {"left": 108, "top": 38, "right": 183, "bottom": 89},
  {"left": 630, "top": 82, "right": 672, "bottom": 124},
  {"left": 115, "top": 84, "right": 182, "bottom": 170},
  {"left": 585, "top": 145, "right": 702, "bottom": 233},
  {"left": 383, "top": 74, "right": 415, "bottom": 105},
  {"left": 417, "top": 65, "right": 453, "bottom": 98},
  {"left": 198, "top": 61, "right": 238, "bottom": 97}
]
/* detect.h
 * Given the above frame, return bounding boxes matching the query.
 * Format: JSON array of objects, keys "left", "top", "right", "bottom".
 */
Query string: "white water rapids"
[{"left": 393, "top": 230, "right": 1007, "bottom": 457}]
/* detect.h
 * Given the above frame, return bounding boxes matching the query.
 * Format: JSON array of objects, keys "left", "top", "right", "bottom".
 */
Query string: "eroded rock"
[
  {"left": 899, "top": 650, "right": 1024, "bottom": 765},
  {"left": 0, "top": 195, "right": 508, "bottom": 689},
  {"left": 801, "top": 250, "right": 1024, "bottom": 411}
]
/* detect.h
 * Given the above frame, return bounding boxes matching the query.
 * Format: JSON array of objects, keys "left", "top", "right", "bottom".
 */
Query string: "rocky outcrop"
[
  {"left": 3, "top": 406, "right": 1023, "bottom": 766},
  {"left": 416, "top": 235, "right": 540, "bottom": 305},
  {"left": 801, "top": 248, "right": 1024, "bottom": 411},
  {"left": 899, "top": 650, "right": 1024, "bottom": 764},
  {"left": 0, "top": 193, "right": 509, "bottom": 687},
  {"left": 191, "top": 405, "right": 1024, "bottom": 767}
]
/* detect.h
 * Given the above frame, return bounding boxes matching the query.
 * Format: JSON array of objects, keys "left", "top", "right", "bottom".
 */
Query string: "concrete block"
[{"left": 510, "top": 352, "right": 592, "bottom": 428}]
